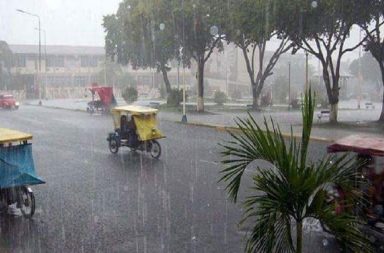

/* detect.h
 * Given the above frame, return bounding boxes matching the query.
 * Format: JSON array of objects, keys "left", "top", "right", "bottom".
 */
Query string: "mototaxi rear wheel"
[
  {"left": 18, "top": 186, "right": 35, "bottom": 218},
  {"left": 150, "top": 140, "right": 161, "bottom": 159},
  {"left": 109, "top": 138, "right": 119, "bottom": 154}
]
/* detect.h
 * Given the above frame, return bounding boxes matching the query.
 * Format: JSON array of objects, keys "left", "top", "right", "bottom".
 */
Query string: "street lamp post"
[
  {"left": 181, "top": 0, "right": 187, "bottom": 123},
  {"left": 17, "top": 9, "right": 41, "bottom": 101},
  {"left": 288, "top": 61, "right": 291, "bottom": 110},
  {"left": 180, "top": 47, "right": 187, "bottom": 123},
  {"left": 358, "top": 29, "right": 362, "bottom": 110},
  {"left": 35, "top": 27, "right": 47, "bottom": 99},
  {"left": 305, "top": 52, "right": 308, "bottom": 91}
]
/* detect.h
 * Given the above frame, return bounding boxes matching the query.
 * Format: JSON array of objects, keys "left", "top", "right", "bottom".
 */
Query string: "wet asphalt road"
[{"left": 0, "top": 106, "right": 337, "bottom": 253}]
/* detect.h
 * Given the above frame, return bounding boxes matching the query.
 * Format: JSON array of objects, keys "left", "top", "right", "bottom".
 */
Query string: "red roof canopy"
[
  {"left": 327, "top": 135, "right": 384, "bottom": 156},
  {"left": 88, "top": 86, "right": 114, "bottom": 106}
]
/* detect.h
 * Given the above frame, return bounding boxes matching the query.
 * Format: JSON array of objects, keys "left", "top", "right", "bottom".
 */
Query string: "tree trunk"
[
  {"left": 196, "top": 59, "right": 205, "bottom": 112},
  {"left": 330, "top": 103, "right": 338, "bottom": 123},
  {"left": 322, "top": 64, "right": 339, "bottom": 123},
  {"left": 251, "top": 84, "right": 259, "bottom": 109},
  {"left": 251, "top": 79, "right": 265, "bottom": 110},
  {"left": 296, "top": 221, "right": 303, "bottom": 253},
  {"left": 160, "top": 65, "right": 172, "bottom": 95},
  {"left": 378, "top": 63, "right": 384, "bottom": 122}
]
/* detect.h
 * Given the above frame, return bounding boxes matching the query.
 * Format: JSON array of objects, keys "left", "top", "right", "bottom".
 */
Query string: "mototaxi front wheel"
[
  {"left": 18, "top": 186, "right": 35, "bottom": 218},
  {"left": 150, "top": 140, "right": 161, "bottom": 159},
  {"left": 109, "top": 138, "right": 119, "bottom": 154}
]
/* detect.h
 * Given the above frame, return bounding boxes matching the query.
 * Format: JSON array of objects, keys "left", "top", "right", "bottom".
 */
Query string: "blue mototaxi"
[{"left": 0, "top": 128, "right": 45, "bottom": 218}]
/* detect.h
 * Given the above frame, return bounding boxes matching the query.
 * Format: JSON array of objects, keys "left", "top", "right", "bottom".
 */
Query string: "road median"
[
  {"left": 175, "top": 121, "right": 333, "bottom": 143},
  {"left": 24, "top": 101, "right": 334, "bottom": 143}
]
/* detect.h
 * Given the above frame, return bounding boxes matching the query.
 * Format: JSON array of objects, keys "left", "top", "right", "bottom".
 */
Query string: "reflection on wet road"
[{"left": 0, "top": 106, "right": 337, "bottom": 252}]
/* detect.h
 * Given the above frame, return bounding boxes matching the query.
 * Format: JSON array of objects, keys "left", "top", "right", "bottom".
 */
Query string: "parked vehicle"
[
  {"left": 0, "top": 128, "right": 45, "bottom": 218},
  {"left": 86, "top": 86, "right": 117, "bottom": 114},
  {"left": 0, "top": 94, "right": 19, "bottom": 109},
  {"left": 106, "top": 105, "right": 165, "bottom": 158}
]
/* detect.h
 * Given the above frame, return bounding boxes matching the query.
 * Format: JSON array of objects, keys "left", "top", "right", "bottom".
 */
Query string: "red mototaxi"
[
  {"left": 327, "top": 135, "right": 384, "bottom": 233},
  {"left": 86, "top": 86, "right": 117, "bottom": 114}
]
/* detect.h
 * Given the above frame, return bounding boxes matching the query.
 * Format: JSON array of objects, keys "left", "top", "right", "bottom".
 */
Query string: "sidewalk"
[{"left": 24, "top": 98, "right": 384, "bottom": 142}]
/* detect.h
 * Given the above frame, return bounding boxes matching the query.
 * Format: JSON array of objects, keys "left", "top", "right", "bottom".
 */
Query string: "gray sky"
[
  {"left": 0, "top": 0, "right": 121, "bottom": 46},
  {"left": 0, "top": 0, "right": 364, "bottom": 62}
]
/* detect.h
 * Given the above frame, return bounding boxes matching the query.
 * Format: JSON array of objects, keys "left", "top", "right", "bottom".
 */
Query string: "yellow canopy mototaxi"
[{"left": 107, "top": 105, "right": 165, "bottom": 158}]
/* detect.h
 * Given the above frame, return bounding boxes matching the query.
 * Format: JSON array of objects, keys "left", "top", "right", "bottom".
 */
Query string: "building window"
[
  {"left": 14, "top": 54, "right": 26, "bottom": 67},
  {"left": 47, "top": 56, "right": 64, "bottom": 67},
  {"left": 80, "top": 56, "right": 98, "bottom": 67}
]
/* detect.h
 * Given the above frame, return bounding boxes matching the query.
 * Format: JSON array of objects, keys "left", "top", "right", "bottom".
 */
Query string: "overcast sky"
[
  {"left": 0, "top": 0, "right": 364, "bottom": 61},
  {"left": 0, "top": 0, "right": 121, "bottom": 46}
]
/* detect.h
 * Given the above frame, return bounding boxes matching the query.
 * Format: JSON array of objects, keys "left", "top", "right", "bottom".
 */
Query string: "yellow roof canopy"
[
  {"left": 111, "top": 105, "right": 158, "bottom": 115},
  {"left": 0, "top": 128, "right": 33, "bottom": 144}
]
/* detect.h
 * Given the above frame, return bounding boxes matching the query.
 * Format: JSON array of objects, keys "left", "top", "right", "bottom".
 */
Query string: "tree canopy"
[
  {"left": 275, "top": 0, "right": 369, "bottom": 122},
  {"left": 224, "top": 0, "right": 292, "bottom": 109},
  {"left": 0, "top": 41, "right": 13, "bottom": 90},
  {"left": 103, "top": 0, "right": 178, "bottom": 94},
  {"left": 357, "top": 0, "right": 384, "bottom": 120},
  {"left": 171, "top": 0, "right": 226, "bottom": 111}
]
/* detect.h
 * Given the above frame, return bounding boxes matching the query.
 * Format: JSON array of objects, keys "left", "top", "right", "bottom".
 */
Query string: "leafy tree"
[
  {"left": 349, "top": 52, "right": 381, "bottom": 83},
  {"left": 271, "top": 75, "right": 289, "bottom": 104},
  {"left": 167, "top": 88, "right": 182, "bottom": 106},
  {"left": 213, "top": 90, "right": 227, "bottom": 105},
  {"left": 0, "top": 41, "right": 13, "bottom": 90},
  {"left": 172, "top": 0, "right": 225, "bottom": 112},
  {"left": 103, "top": 0, "right": 177, "bottom": 96},
  {"left": 224, "top": 0, "right": 292, "bottom": 110},
  {"left": 275, "top": 0, "right": 368, "bottom": 123},
  {"left": 219, "top": 91, "right": 371, "bottom": 253},
  {"left": 96, "top": 59, "right": 136, "bottom": 88},
  {"left": 122, "top": 86, "right": 138, "bottom": 103},
  {"left": 357, "top": 0, "right": 384, "bottom": 121}
]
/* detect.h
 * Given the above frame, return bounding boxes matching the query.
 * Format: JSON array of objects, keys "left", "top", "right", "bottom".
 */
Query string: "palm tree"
[{"left": 219, "top": 91, "right": 371, "bottom": 253}]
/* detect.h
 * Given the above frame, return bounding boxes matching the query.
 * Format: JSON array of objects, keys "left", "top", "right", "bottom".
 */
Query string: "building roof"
[{"left": 9, "top": 44, "right": 105, "bottom": 56}]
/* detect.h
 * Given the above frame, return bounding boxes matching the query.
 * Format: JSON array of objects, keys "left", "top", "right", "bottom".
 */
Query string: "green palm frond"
[
  {"left": 219, "top": 90, "right": 371, "bottom": 253},
  {"left": 300, "top": 90, "right": 315, "bottom": 167},
  {"left": 220, "top": 114, "right": 299, "bottom": 202}
]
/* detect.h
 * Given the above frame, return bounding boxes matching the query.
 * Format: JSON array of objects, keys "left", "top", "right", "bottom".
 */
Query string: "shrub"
[
  {"left": 167, "top": 89, "right": 183, "bottom": 106},
  {"left": 214, "top": 90, "right": 227, "bottom": 105},
  {"left": 290, "top": 98, "right": 302, "bottom": 109},
  {"left": 122, "top": 86, "right": 138, "bottom": 104},
  {"left": 230, "top": 90, "right": 242, "bottom": 100}
]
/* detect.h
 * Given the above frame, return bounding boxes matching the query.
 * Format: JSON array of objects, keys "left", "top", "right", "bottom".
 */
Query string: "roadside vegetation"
[{"left": 220, "top": 91, "right": 371, "bottom": 252}]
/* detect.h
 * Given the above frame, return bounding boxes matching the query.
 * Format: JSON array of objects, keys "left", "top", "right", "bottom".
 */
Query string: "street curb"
[
  {"left": 175, "top": 121, "right": 333, "bottom": 143},
  {"left": 25, "top": 103, "right": 332, "bottom": 143},
  {"left": 24, "top": 103, "right": 87, "bottom": 113}
]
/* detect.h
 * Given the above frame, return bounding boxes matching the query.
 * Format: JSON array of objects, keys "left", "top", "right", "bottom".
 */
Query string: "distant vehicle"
[
  {"left": 365, "top": 101, "right": 375, "bottom": 109},
  {"left": 86, "top": 86, "right": 117, "bottom": 114},
  {"left": 133, "top": 100, "right": 161, "bottom": 109},
  {"left": 0, "top": 94, "right": 19, "bottom": 109}
]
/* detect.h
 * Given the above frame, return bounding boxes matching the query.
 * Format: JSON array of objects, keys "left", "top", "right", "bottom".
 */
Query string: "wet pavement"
[
  {"left": 24, "top": 98, "right": 384, "bottom": 141},
  {"left": 0, "top": 106, "right": 344, "bottom": 252}
]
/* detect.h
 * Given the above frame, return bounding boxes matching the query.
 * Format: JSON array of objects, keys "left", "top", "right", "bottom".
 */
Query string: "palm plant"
[{"left": 220, "top": 91, "right": 371, "bottom": 253}]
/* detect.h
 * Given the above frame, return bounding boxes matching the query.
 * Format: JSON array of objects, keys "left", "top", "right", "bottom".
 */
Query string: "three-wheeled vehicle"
[
  {"left": 327, "top": 135, "right": 384, "bottom": 241},
  {"left": 0, "top": 128, "right": 45, "bottom": 218},
  {"left": 107, "top": 105, "right": 165, "bottom": 158},
  {"left": 87, "top": 86, "right": 117, "bottom": 114}
]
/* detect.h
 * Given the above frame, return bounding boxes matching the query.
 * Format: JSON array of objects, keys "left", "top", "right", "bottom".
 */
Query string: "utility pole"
[
  {"left": 288, "top": 62, "right": 291, "bottom": 110},
  {"left": 358, "top": 29, "right": 362, "bottom": 110},
  {"left": 305, "top": 51, "right": 309, "bottom": 92},
  {"left": 17, "top": 9, "right": 41, "bottom": 101}
]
